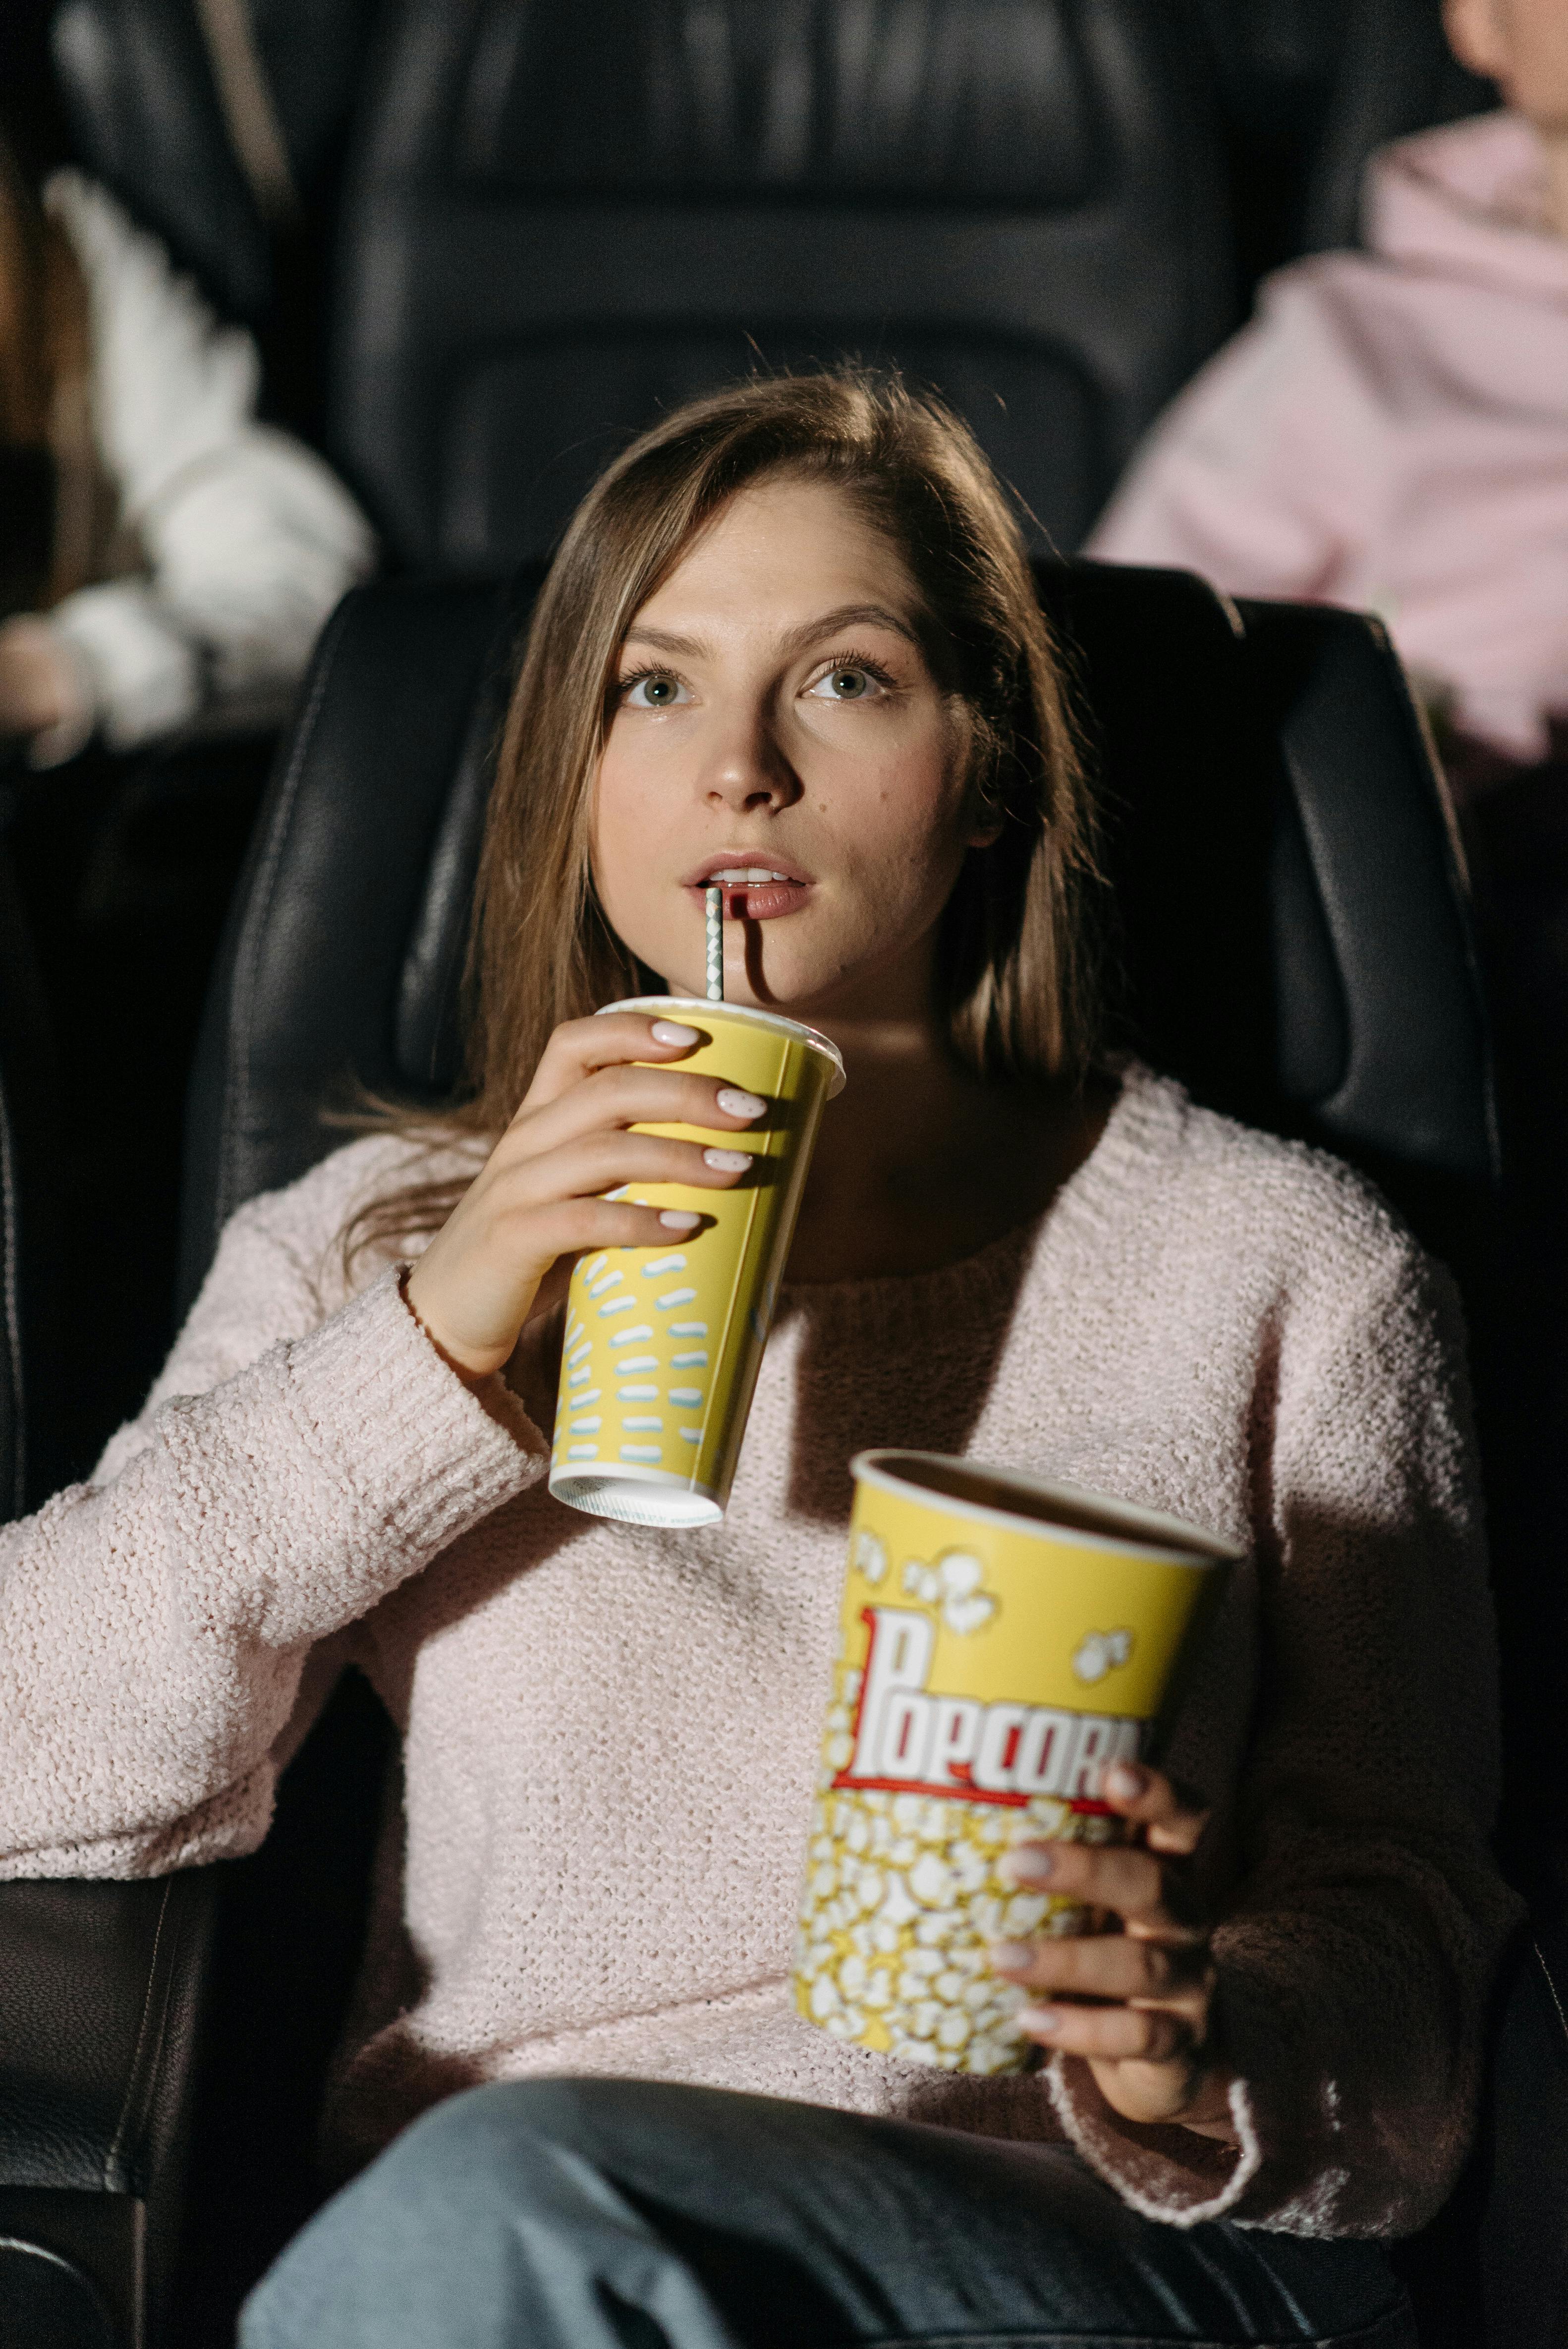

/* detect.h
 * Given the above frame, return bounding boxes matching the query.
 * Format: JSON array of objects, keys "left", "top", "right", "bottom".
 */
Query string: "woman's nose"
[{"left": 697, "top": 709, "right": 800, "bottom": 812}]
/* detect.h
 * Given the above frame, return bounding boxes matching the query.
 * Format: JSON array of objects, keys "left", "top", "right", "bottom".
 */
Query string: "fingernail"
[
  {"left": 1106, "top": 1764, "right": 1146, "bottom": 1801},
  {"left": 1019, "top": 2006, "right": 1062, "bottom": 2037},
  {"left": 716, "top": 1088, "right": 765, "bottom": 1119},
  {"left": 658, "top": 1210, "right": 701, "bottom": 1230},
  {"left": 650, "top": 1020, "right": 699, "bottom": 1045},
  {"left": 987, "top": 1941, "right": 1035, "bottom": 1973},
  {"left": 1001, "top": 1845, "right": 1054, "bottom": 1884},
  {"left": 703, "top": 1148, "right": 750, "bottom": 1172}
]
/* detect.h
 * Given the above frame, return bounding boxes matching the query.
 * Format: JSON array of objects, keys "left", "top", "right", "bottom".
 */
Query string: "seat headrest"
[{"left": 456, "top": 0, "right": 1098, "bottom": 202}]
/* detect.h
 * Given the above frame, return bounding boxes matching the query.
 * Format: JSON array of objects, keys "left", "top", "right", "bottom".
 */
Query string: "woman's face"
[{"left": 592, "top": 474, "right": 994, "bottom": 1022}]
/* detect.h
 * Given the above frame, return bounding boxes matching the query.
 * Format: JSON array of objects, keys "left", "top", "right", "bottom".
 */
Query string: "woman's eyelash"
[
  {"left": 613, "top": 651, "right": 899, "bottom": 699},
  {"left": 813, "top": 650, "right": 900, "bottom": 687}
]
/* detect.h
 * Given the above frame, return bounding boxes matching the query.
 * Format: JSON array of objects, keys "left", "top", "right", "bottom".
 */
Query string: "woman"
[
  {"left": 0, "top": 373, "right": 1515, "bottom": 2347},
  {"left": 0, "top": 135, "right": 373, "bottom": 765}
]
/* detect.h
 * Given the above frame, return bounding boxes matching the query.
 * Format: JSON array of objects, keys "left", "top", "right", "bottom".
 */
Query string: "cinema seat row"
[{"left": 53, "top": 0, "right": 1491, "bottom": 571}]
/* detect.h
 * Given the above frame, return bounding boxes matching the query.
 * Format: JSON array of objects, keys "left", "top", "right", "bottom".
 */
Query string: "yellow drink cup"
[
  {"left": 794, "top": 1451, "right": 1239, "bottom": 2075},
  {"left": 548, "top": 996, "right": 845, "bottom": 1528}
]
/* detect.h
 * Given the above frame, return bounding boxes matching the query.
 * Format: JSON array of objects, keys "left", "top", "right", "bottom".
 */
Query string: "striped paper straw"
[{"left": 705, "top": 886, "right": 724, "bottom": 1002}]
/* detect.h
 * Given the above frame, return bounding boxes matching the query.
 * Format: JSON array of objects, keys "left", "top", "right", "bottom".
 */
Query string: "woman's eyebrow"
[
  {"left": 621, "top": 625, "right": 706, "bottom": 658},
  {"left": 621, "top": 604, "right": 921, "bottom": 664},
  {"left": 777, "top": 603, "right": 922, "bottom": 657}
]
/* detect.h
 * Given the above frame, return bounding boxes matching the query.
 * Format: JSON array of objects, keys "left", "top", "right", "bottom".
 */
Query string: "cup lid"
[
  {"left": 601, "top": 996, "right": 846, "bottom": 1096},
  {"left": 851, "top": 1450, "right": 1242, "bottom": 1568}
]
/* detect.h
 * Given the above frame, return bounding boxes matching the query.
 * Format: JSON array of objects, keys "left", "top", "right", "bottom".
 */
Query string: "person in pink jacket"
[{"left": 1090, "top": 0, "right": 1568, "bottom": 780}]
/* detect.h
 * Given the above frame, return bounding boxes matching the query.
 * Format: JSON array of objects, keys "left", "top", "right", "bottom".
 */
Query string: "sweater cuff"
[
  {"left": 49, "top": 580, "right": 202, "bottom": 750},
  {"left": 1044, "top": 2054, "right": 1264, "bottom": 2228},
  {"left": 277, "top": 1267, "right": 549, "bottom": 1606}
]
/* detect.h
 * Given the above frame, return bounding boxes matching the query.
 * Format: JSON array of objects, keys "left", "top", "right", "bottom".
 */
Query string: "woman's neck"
[{"left": 785, "top": 1014, "right": 1113, "bottom": 1285}]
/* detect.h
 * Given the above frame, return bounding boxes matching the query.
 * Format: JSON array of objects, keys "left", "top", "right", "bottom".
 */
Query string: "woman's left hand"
[{"left": 989, "top": 1762, "right": 1237, "bottom": 2139}]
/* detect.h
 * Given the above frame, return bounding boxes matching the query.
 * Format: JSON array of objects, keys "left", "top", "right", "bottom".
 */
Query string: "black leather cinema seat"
[
  {"left": 1193, "top": 0, "right": 1493, "bottom": 279},
  {"left": 326, "top": 0, "right": 1237, "bottom": 570},
  {"left": 1292, "top": 0, "right": 1494, "bottom": 255},
  {"left": 179, "top": 562, "right": 1494, "bottom": 1297},
  {"left": 0, "top": 853, "right": 223, "bottom": 2349},
  {"left": 52, "top": 0, "right": 380, "bottom": 329},
  {"left": 51, "top": 0, "right": 381, "bottom": 443}
]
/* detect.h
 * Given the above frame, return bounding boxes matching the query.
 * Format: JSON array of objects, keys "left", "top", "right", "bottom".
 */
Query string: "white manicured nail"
[
  {"left": 703, "top": 1149, "right": 750, "bottom": 1172},
  {"left": 658, "top": 1210, "right": 701, "bottom": 1230},
  {"left": 716, "top": 1088, "right": 765, "bottom": 1119},
  {"left": 651, "top": 1020, "right": 700, "bottom": 1045}
]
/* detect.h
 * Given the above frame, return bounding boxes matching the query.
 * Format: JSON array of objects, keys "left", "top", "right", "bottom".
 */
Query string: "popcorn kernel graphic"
[
  {"left": 793, "top": 1771, "right": 1116, "bottom": 2073},
  {"left": 899, "top": 1550, "right": 998, "bottom": 1637},
  {"left": 1071, "top": 1627, "right": 1134, "bottom": 1685},
  {"left": 853, "top": 1530, "right": 890, "bottom": 1586}
]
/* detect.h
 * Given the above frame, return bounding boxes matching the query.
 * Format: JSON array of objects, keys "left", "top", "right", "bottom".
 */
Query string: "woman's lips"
[{"left": 686, "top": 869, "right": 812, "bottom": 922}]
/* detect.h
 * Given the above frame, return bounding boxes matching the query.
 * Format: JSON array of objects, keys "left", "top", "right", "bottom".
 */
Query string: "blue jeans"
[{"left": 241, "top": 2077, "right": 1415, "bottom": 2348}]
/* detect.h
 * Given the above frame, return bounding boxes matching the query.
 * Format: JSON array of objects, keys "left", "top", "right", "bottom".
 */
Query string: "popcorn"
[
  {"left": 792, "top": 1776, "right": 1107, "bottom": 2074},
  {"left": 908, "top": 1851, "right": 953, "bottom": 1906}
]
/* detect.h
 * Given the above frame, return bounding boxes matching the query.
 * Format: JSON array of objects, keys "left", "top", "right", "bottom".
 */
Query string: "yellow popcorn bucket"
[
  {"left": 548, "top": 997, "right": 844, "bottom": 1528},
  {"left": 793, "top": 1452, "right": 1238, "bottom": 2075}
]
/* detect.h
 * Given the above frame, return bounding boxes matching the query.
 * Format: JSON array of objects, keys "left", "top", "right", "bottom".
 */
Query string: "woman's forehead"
[{"left": 627, "top": 477, "right": 924, "bottom": 642}]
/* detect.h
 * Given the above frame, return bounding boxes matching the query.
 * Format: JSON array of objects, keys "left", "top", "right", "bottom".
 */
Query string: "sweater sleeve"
[
  {"left": 37, "top": 170, "right": 375, "bottom": 755},
  {"left": 0, "top": 1188, "right": 547, "bottom": 1880},
  {"left": 1086, "top": 266, "right": 1382, "bottom": 603},
  {"left": 1048, "top": 1228, "right": 1521, "bottom": 2236}
]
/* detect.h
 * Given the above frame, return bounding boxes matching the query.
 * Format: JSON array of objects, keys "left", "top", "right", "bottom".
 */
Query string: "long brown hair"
[
  {"left": 0, "top": 134, "right": 96, "bottom": 612},
  {"left": 347, "top": 368, "right": 1101, "bottom": 1271}
]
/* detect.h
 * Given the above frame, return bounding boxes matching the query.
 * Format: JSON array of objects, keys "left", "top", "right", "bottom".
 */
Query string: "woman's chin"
[{"left": 627, "top": 937, "right": 907, "bottom": 1025}]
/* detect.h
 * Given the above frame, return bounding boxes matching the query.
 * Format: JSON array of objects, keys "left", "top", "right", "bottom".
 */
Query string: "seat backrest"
[
  {"left": 0, "top": 844, "right": 67, "bottom": 1519},
  {"left": 1294, "top": 0, "right": 1494, "bottom": 254},
  {"left": 1191, "top": 0, "right": 1492, "bottom": 278},
  {"left": 51, "top": 0, "right": 380, "bottom": 325},
  {"left": 0, "top": 1038, "right": 24, "bottom": 1525},
  {"left": 325, "top": 0, "right": 1237, "bottom": 570},
  {"left": 1191, "top": 0, "right": 1355, "bottom": 285},
  {"left": 179, "top": 559, "right": 1491, "bottom": 1314}
]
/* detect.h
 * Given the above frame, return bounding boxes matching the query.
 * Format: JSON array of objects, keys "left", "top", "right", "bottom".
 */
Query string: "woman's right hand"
[{"left": 404, "top": 1012, "right": 765, "bottom": 1381}]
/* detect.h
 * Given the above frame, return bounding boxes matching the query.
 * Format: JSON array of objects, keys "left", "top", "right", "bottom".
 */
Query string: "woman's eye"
[
  {"left": 621, "top": 672, "right": 689, "bottom": 708},
  {"left": 806, "top": 665, "right": 884, "bottom": 702}
]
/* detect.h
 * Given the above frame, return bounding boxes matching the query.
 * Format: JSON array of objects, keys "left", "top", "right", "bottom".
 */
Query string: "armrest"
[
  {"left": 1391, "top": 1840, "right": 1568, "bottom": 2349},
  {"left": 0, "top": 1871, "right": 223, "bottom": 2348},
  {"left": 1475, "top": 1876, "right": 1568, "bottom": 2347}
]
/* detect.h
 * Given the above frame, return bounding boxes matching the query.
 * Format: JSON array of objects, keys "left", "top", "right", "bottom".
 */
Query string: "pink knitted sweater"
[
  {"left": 1090, "top": 112, "right": 1568, "bottom": 762},
  {"left": 0, "top": 1068, "right": 1517, "bottom": 2235}
]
